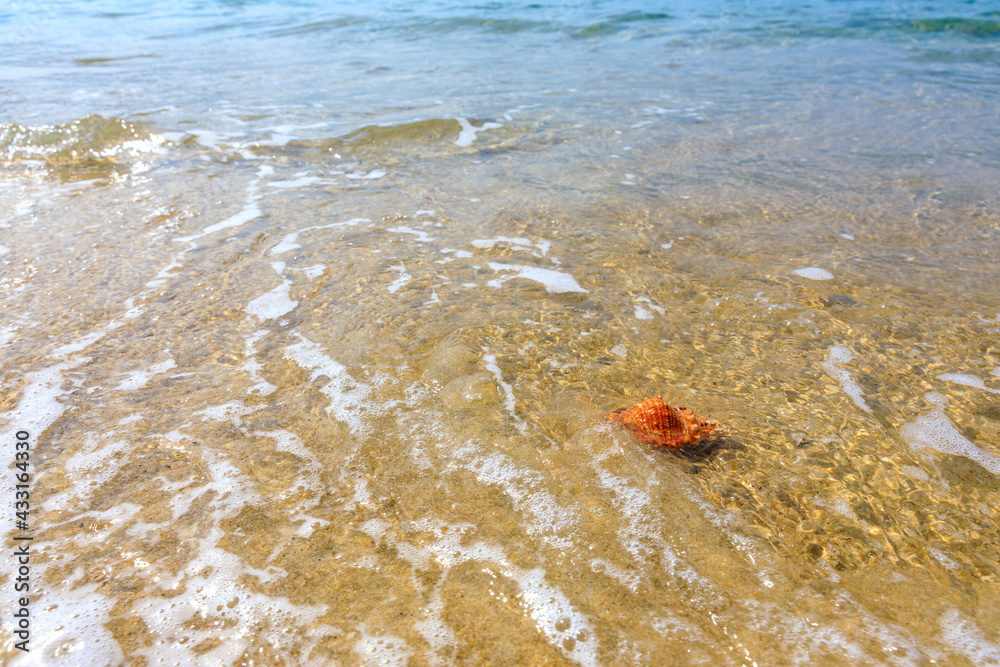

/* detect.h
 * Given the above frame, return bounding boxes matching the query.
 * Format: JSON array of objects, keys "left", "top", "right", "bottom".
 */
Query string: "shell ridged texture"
[{"left": 607, "top": 396, "right": 724, "bottom": 449}]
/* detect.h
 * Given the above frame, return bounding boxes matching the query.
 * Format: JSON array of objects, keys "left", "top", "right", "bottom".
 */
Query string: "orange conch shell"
[{"left": 607, "top": 396, "right": 724, "bottom": 449}]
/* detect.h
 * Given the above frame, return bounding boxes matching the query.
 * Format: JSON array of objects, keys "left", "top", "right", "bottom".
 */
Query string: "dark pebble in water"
[{"left": 821, "top": 294, "right": 858, "bottom": 307}]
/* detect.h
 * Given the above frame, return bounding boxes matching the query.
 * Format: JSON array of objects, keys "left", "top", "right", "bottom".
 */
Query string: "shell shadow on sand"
[{"left": 665, "top": 436, "right": 746, "bottom": 464}]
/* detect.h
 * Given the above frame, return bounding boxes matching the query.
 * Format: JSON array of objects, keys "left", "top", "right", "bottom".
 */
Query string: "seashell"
[{"left": 607, "top": 396, "right": 724, "bottom": 449}]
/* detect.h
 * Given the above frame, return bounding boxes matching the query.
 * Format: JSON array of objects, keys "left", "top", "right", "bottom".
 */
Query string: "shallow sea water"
[{"left": 2, "top": 1, "right": 1000, "bottom": 665}]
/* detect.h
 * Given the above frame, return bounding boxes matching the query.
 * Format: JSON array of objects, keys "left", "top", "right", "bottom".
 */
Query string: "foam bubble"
[
  {"left": 472, "top": 236, "right": 550, "bottom": 257},
  {"left": 0, "top": 326, "right": 15, "bottom": 347},
  {"left": 516, "top": 568, "right": 599, "bottom": 667},
  {"left": 295, "top": 264, "right": 325, "bottom": 279},
  {"left": 387, "top": 264, "right": 412, "bottom": 293},
  {"left": 636, "top": 297, "right": 664, "bottom": 316},
  {"left": 256, "top": 429, "right": 323, "bottom": 501},
  {"left": 52, "top": 331, "right": 106, "bottom": 357},
  {"left": 388, "top": 225, "right": 434, "bottom": 243},
  {"left": 131, "top": 543, "right": 326, "bottom": 666},
  {"left": 458, "top": 443, "right": 577, "bottom": 550},
  {"left": 193, "top": 400, "right": 262, "bottom": 423},
  {"left": 822, "top": 346, "right": 872, "bottom": 413},
  {"left": 116, "top": 358, "right": 176, "bottom": 390},
  {"left": 245, "top": 281, "right": 297, "bottom": 320},
  {"left": 58, "top": 435, "right": 130, "bottom": 499},
  {"left": 13, "top": 583, "right": 124, "bottom": 666},
  {"left": 793, "top": 267, "right": 834, "bottom": 280},
  {"left": 270, "top": 217, "right": 368, "bottom": 255},
  {"left": 175, "top": 204, "right": 260, "bottom": 243},
  {"left": 938, "top": 372, "right": 1000, "bottom": 394},
  {"left": 266, "top": 176, "right": 326, "bottom": 188},
  {"left": 187, "top": 129, "right": 239, "bottom": 149},
  {"left": 482, "top": 353, "right": 521, "bottom": 428},
  {"left": 0, "top": 361, "right": 81, "bottom": 532},
  {"left": 900, "top": 392, "right": 1000, "bottom": 475},
  {"left": 354, "top": 630, "right": 413, "bottom": 666},
  {"left": 345, "top": 169, "right": 386, "bottom": 179},
  {"left": 455, "top": 118, "right": 502, "bottom": 147},
  {"left": 589, "top": 558, "right": 647, "bottom": 593},
  {"left": 487, "top": 263, "right": 587, "bottom": 294},
  {"left": 359, "top": 518, "right": 598, "bottom": 666},
  {"left": 938, "top": 608, "right": 1000, "bottom": 665},
  {"left": 284, "top": 335, "right": 378, "bottom": 435}
]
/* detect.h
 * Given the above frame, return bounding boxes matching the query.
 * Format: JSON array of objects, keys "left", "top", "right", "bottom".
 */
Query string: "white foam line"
[
  {"left": 284, "top": 335, "right": 381, "bottom": 435},
  {"left": 145, "top": 247, "right": 193, "bottom": 288},
  {"left": 360, "top": 518, "right": 599, "bottom": 667},
  {"left": 482, "top": 353, "right": 521, "bottom": 429},
  {"left": 471, "top": 236, "right": 550, "bottom": 257},
  {"left": 413, "top": 588, "right": 456, "bottom": 666},
  {"left": 345, "top": 169, "right": 386, "bottom": 180},
  {"left": 245, "top": 280, "right": 298, "bottom": 321},
  {"left": 354, "top": 628, "right": 413, "bottom": 666},
  {"left": 15, "top": 583, "right": 125, "bottom": 666},
  {"left": 0, "top": 326, "right": 16, "bottom": 348},
  {"left": 122, "top": 297, "right": 144, "bottom": 319},
  {"left": 938, "top": 608, "right": 1000, "bottom": 665},
  {"left": 822, "top": 346, "right": 872, "bottom": 413},
  {"left": 192, "top": 400, "right": 263, "bottom": 424},
  {"left": 387, "top": 263, "right": 412, "bottom": 293},
  {"left": 256, "top": 429, "right": 323, "bottom": 498},
  {"left": 793, "top": 267, "right": 834, "bottom": 280},
  {"left": 243, "top": 329, "right": 277, "bottom": 396},
  {"left": 131, "top": 528, "right": 326, "bottom": 666},
  {"left": 636, "top": 296, "right": 665, "bottom": 315},
  {"left": 457, "top": 443, "right": 577, "bottom": 550},
  {"left": 173, "top": 165, "right": 271, "bottom": 244},
  {"left": 593, "top": 463, "right": 705, "bottom": 588},
  {"left": 937, "top": 372, "right": 1000, "bottom": 394},
  {"left": 455, "top": 118, "right": 502, "bottom": 147},
  {"left": 487, "top": 263, "right": 587, "bottom": 294},
  {"left": 900, "top": 392, "right": 1000, "bottom": 475},
  {"left": 270, "top": 217, "right": 369, "bottom": 255},
  {"left": 388, "top": 225, "right": 434, "bottom": 243},
  {"left": 266, "top": 176, "right": 335, "bottom": 188},
  {"left": 294, "top": 264, "right": 325, "bottom": 279},
  {"left": 116, "top": 358, "right": 177, "bottom": 390},
  {"left": 52, "top": 331, "right": 106, "bottom": 357},
  {"left": 244, "top": 356, "right": 277, "bottom": 396},
  {"left": 0, "top": 360, "right": 84, "bottom": 542}
]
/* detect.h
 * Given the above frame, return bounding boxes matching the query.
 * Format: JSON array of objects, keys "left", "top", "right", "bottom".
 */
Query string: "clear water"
[{"left": 2, "top": 1, "right": 1000, "bottom": 665}]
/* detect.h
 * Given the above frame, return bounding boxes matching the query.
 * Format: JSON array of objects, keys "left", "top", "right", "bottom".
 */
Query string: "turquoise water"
[{"left": 2, "top": 2, "right": 1000, "bottom": 665}]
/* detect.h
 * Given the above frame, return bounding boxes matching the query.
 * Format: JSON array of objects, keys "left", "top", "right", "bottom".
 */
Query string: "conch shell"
[{"left": 607, "top": 396, "right": 724, "bottom": 449}]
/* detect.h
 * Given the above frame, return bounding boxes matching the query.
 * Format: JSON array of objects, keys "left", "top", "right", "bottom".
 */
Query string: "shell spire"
[{"left": 607, "top": 396, "right": 724, "bottom": 449}]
